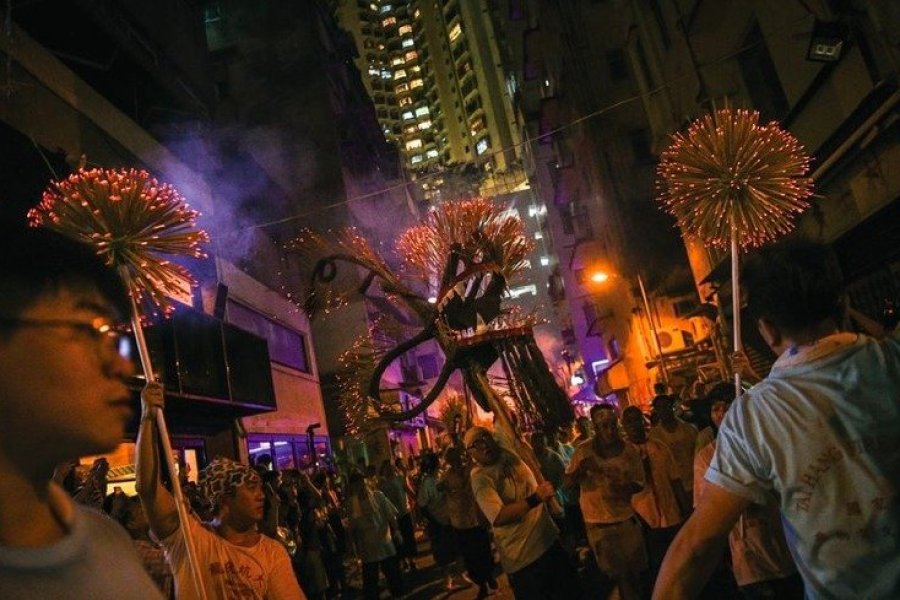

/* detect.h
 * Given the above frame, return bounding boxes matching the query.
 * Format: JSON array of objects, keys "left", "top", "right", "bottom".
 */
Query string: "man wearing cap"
[
  {"left": 137, "top": 384, "right": 305, "bottom": 599},
  {"left": 465, "top": 426, "right": 580, "bottom": 599}
]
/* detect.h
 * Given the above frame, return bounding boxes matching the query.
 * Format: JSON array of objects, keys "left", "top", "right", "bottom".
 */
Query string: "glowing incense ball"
[
  {"left": 28, "top": 168, "right": 209, "bottom": 315},
  {"left": 657, "top": 109, "right": 814, "bottom": 248}
]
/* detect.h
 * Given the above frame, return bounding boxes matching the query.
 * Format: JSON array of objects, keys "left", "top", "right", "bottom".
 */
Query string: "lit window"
[
  {"left": 449, "top": 23, "right": 462, "bottom": 42},
  {"left": 410, "top": 78, "right": 424, "bottom": 88},
  {"left": 528, "top": 204, "right": 547, "bottom": 217},
  {"left": 405, "top": 139, "right": 423, "bottom": 150},
  {"left": 402, "top": 38, "right": 415, "bottom": 48},
  {"left": 508, "top": 284, "right": 538, "bottom": 299},
  {"left": 380, "top": 4, "right": 392, "bottom": 12},
  {"left": 414, "top": 8, "right": 420, "bottom": 18},
  {"left": 404, "top": 125, "right": 417, "bottom": 134},
  {"left": 399, "top": 96, "right": 413, "bottom": 106},
  {"left": 405, "top": 51, "right": 418, "bottom": 62},
  {"left": 411, "top": 154, "right": 424, "bottom": 164},
  {"left": 382, "top": 17, "right": 396, "bottom": 27},
  {"left": 398, "top": 24, "right": 412, "bottom": 36},
  {"left": 381, "top": 70, "right": 392, "bottom": 79},
  {"left": 410, "top": 65, "right": 421, "bottom": 72},
  {"left": 368, "top": 68, "right": 380, "bottom": 76},
  {"left": 371, "top": 3, "right": 378, "bottom": 10},
  {"left": 394, "top": 69, "right": 407, "bottom": 79},
  {"left": 417, "top": 120, "right": 432, "bottom": 130},
  {"left": 402, "top": 111, "right": 415, "bottom": 120},
  {"left": 426, "top": 149, "right": 439, "bottom": 158},
  {"left": 540, "top": 257, "right": 550, "bottom": 266},
  {"left": 415, "top": 107, "right": 430, "bottom": 117},
  {"left": 395, "top": 83, "right": 408, "bottom": 92},
  {"left": 476, "top": 138, "right": 489, "bottom": 155},
  {"left": 391, "top": 57, "right": 404, "bottom": 66}
]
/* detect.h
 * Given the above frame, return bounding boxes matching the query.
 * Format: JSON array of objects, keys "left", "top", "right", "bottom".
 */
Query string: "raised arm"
[{"left": 135, "top": 382, "right": 180, "bottom": 540}]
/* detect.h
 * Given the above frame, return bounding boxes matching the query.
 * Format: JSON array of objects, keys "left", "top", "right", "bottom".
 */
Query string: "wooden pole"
[
  {"left": 121, "top": 268, "right": 208, "bottom": 600},
  {"left": 730, "top": 221, "right": 743, "bottom": 399}
]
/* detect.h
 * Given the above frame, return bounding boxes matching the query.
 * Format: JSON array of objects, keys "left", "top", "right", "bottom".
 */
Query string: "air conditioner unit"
[{"left": 655, "top": 328, "right": 694, "bottom": 353}]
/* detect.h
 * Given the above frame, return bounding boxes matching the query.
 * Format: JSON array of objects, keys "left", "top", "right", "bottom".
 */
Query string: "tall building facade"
[
  {"left": 623, "top": 0, "right": 900, "bottom": 376},
  {"left": 336, "top": 0, "right": 525, "bottom": 193},
  {"left": 492, "top": 1, "right": 710, "bottom": 407}
]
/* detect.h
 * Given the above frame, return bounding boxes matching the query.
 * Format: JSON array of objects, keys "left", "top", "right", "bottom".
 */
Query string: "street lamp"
[{"left": 588, "top": 269, "right": 670, "bottom": 387}]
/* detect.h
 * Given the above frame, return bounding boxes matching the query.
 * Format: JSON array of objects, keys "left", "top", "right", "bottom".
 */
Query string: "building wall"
[
  {"left": 626, "top": 0, "right": 900, "bottom": 329},
  {"left": 218, "top": 260, "right": 328, "bottom": 436},
  {"left": 494, "top": 1, "right": 700, "bottom": 404}
]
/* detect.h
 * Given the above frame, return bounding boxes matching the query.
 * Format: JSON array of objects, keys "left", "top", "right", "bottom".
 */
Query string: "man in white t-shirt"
[
  {"left": 655, "top": 240, "right": 900, "bottom": 599},
  {"left": 465, "top": 426, "right": 579, "bottom": 600},
  {"left": 565, "top": 404, "right": 646, "bottom": 600},
  {"left": 0, "top": 228, "right": 163, "bottom": 599},
  {"left": 649, "top": 394, "right": 697, "bottom": 499},
  {"left": 137, "top": 386, "right": 305, "bottom": 600},
  {"left": 622, "top": 406, "right": 686, "bottom": 581}
]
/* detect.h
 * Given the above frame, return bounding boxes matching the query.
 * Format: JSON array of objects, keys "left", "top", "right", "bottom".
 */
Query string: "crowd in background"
[{"left": 55, "top": 375, "right": 791, "bottom": 600}]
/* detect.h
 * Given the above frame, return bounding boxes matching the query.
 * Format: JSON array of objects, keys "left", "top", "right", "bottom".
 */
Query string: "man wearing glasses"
[
  {"left": 0, "top": 227, "right": 163, "bottom": 598},
  {"left": 465, "top": 426, "right": 580, "bottom": 599}
]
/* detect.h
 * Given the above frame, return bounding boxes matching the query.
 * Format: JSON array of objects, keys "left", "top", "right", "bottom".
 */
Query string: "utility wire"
[{"left": 249, "top": 12, "right": 812, "bottom": 230}]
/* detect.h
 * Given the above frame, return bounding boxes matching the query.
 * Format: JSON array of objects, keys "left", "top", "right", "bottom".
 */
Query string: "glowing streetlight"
[{"left": 586, "top": 268, "right": 669, "bottom": 386}]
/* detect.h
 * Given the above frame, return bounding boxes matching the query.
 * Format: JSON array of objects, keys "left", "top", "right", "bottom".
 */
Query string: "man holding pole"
[
  {"left": 654, "top": 240, "right": 900, "bottom": 599},
  {"left": 0, "top": 228, "right": 163, "bottom": 598},
  {"left": 137, "top": 385, "right": 305, "bottom": 600}
]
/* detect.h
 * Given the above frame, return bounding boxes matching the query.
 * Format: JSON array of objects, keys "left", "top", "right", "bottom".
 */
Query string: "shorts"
[{"left": 585, "top": 515, "right": 648, "bottom": 579}]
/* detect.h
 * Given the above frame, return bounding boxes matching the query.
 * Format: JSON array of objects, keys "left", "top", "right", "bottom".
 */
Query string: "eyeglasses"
[
  {"left": 0, "top": 316, "right": 132, "bottom": 357},
  {"left": 466, "top": 437, "right": 490, "bottom": 452}
]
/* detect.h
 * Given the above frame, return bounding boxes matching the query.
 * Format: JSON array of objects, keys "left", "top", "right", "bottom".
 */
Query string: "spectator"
[
  {"left": 105, "top": 485, "right": 131, "bottom": 524},
  {"left": 137, "top": 391, "right": 305, "bottom": 600},
  {"left": 346, "top": 471, "right": 404, "bottom": 600},
  {"left": 0, "top": 227, "right": 163, "bottom": 598},
  {"left": 621, "top": 406, "right": 687, "bottom": 582},
  {"left": 466, "top": 426, "right": 580, "bottom": 600},
  {"left": 693, "top": 382, "right": 733, "bottom": 453},
  {"left": 530, "top": 430, "right": 569, "bottom": 520},
  {"left": 72, "top": 457, "right": 110, "bottom": 511},
  {"left": 572, "top": 416, "right": 592, "bottom": 446},
  {"left": 416, "top": 452, "right": 462, "bottom": 590},
  {"left": 655, "top": 240, "right": 900, "bottom": 599},
  {"left": 378, "top": 461, "right": 417, "bottom": 572},
  {"left": 565, "top": 404, "right": 647, "bottom": 600},
  {"left": 441, "top": 445, "right": 498, "bottom": 598},
  {"left": 650, "top": 394, "right": 698, "bottom": 503},
  {"left": 119, "top": 496, "right": 175, "bottom": 599},
  {"left": 693, "top": 391, "right": 801, "bottom": 599}
]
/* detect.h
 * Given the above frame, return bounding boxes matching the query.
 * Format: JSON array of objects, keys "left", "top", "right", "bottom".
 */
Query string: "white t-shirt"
[
  {"left": 0, "top": 485, "right": 163, "bottom": 599},
  {"left": 566, "top": 441, "right": 644, "bottom": 524},
  {"left": 650, "top": 419, "right": 698, "bottom": 490},
  {"left": 470, "top": 450, "right": 558, "bottom": 573},
  {"left": 631, "top": 438, "right": 684, "bottom": 529},
  {"left": 707, "top": 332, "right": 900, "bottom": 599},
  {"left": 158, "top": 515, "right": 305, "bottom": 600}
]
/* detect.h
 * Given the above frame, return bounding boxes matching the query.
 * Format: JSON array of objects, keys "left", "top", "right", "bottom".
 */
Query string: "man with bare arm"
[{"left": 654, "top": 240, "right": 900, "bottom": 599}]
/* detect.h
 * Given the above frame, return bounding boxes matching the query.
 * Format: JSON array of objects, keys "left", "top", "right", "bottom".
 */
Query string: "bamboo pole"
[
  {"left": 730, "top": 220, "right": 743, "bottom": 399},
  {"left": 121, "top": 268, "right": 208, "bottom": 600}
]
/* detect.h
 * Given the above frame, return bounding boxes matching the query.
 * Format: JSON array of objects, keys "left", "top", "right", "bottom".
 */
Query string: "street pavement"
[{"left": 344, "top": 528, "right": 612, "bottom": 599}]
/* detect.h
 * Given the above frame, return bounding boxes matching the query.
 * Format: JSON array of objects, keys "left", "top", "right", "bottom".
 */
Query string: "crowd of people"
[{"left": 1, "top": 227, "right": 898, "bottom": 600}]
